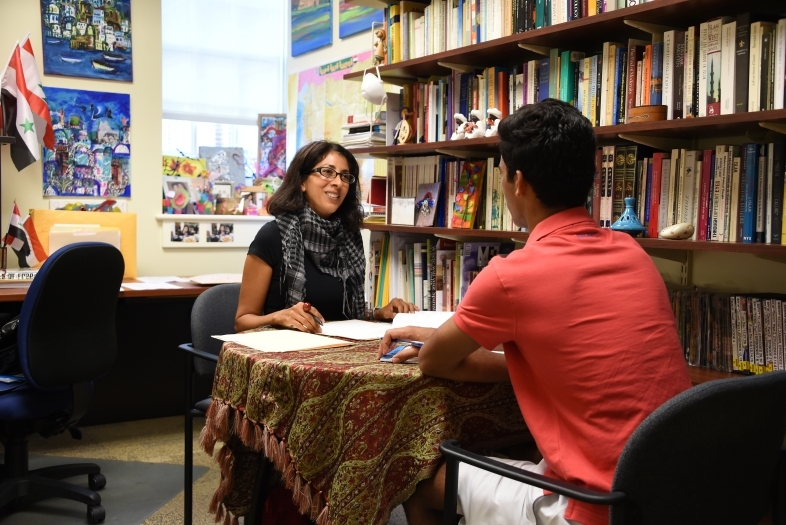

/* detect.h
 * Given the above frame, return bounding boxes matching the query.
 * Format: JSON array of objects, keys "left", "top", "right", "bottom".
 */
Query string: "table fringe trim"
[{"left": 200, "top": 398, "right": 331, "bottom": 525}]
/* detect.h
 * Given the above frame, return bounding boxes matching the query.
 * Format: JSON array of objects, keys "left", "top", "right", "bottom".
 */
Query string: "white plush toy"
[
  {"left": 660, "top": 223, "right": 695, "bottom": 240},
  {"left": 465, "top": 109, "right": 486, "bottom": 139},
  {"left": 450, "top": 113, "right": 468, "bottom": 140},
  {"left": 484, "top": 108, "right": 502, "bottom": 137}
]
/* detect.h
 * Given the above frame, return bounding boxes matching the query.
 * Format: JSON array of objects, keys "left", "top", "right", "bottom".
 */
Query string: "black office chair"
[
  {"left": 179, "top": 283, "right": 240, "bottom": 524},
  {"left": 441, "top": 371, "right": 786, "bottom": 525},
  {"left": 0, "top": 242, "right": 124, "bottom": 524}
]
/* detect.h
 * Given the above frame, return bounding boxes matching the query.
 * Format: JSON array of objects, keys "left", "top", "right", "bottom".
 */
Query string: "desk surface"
[{"left": 0, "top": 279, "right": 211, "bottom": 302}]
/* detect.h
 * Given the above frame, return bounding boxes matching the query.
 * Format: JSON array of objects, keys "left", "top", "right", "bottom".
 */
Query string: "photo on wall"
[
  {"left": 338, "top": 1, "right": 384, "bottom": 39},
  {"left": 40, "top": 0, "right": 133, "bottom": 82},
  {"left": 291, "top": 0, "right": 332, "bottom": 57},
  {"left": 207, "top": 223, "right": 234, "bottom": 243},
  {"left": 42, "top": 87, "right": 131, "bottom": 197},
  {"left": 171, "top": 222, "right": 200, "bottom": 243}
]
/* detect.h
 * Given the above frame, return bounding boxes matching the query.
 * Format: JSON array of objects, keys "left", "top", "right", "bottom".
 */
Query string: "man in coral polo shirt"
[{"left": 379, "top": 99, "right": 691, "bottom": 525}]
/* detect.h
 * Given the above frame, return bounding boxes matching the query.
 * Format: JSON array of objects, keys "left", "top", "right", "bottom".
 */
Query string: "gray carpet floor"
[{"left": 0, "top": 456, "right": 208, "bottom": 524}]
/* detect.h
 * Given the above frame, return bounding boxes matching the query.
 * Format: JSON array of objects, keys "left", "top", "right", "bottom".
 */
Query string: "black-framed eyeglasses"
[{"left": 309, "top": 166, "right": 356, "bottom": 184}]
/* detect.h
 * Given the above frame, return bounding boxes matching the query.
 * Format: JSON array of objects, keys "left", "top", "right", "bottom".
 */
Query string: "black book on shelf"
[{"left": 735, "top": 13, "right": 752, "bottom": 113}]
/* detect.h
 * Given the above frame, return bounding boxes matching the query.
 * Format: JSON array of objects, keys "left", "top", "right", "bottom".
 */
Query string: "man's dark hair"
[
  {"left": 497, "top": 99, "right": 596, "bottom": 209},
  {"left": 267, "top": 140, "right": 364, "bottom": 231}
]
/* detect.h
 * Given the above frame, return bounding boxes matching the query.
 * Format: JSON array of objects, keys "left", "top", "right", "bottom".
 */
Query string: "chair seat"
[
  {"left": 0, "top": 382, "right": 90, "bottom": 421},
  {"left": 194, "top": 397, "right": 211, "bottom": 415}
]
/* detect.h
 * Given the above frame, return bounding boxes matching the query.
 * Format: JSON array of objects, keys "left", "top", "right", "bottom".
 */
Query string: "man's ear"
[{"left": 514, "top": 170, "right": 529, "bottom": 197}]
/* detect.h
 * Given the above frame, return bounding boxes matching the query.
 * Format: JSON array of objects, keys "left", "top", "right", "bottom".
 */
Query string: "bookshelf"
[{"left": 349, "top": 0, "right": 786, "bottom": 385}]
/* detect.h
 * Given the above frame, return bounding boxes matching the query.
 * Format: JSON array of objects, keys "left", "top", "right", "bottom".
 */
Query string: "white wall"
[{"left": 0, "top": 0, "right": 248, "bottom": 276}]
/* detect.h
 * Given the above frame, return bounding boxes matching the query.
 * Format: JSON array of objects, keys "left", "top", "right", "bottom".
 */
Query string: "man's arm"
[
  {"left": 379, "top": 321, "right": 509, "bottom": 383},
  {"left": 418, "top": 318, "right": 509, "bottom": 382}
]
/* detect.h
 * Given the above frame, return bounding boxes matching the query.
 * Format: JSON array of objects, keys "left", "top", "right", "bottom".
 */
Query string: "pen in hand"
[{"left": 303, "top": 302, "right": 323, "bottom": 326}]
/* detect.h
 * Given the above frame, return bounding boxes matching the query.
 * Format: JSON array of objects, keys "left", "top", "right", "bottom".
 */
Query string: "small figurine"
[
  {"left": 394, "top": 106, "right": 414, "bottom": 145},
  {"left": 484, "top": 108, "right": 502, "bottom": 137},
  {"left": 373, "top": 28, "right": 387, "bottom": 66},
  {"left": 450, "top": 113, "right": 468, "bottom": 140},
  {"left": 465, "top": 109, "right": 485, "bottom": 139}
]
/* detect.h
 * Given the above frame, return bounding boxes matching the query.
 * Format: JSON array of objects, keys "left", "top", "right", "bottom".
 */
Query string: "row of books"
[
  {"left": 392, "top": 16, "right": 786, "bottom": 142},
  {"left": 384, "top": 0, "right": 656, "bottom": 65},
  {"left": 388, "top": 156, "right": 521, "bottom": 231},
  {"left": 368, "top": 234, "right": 515, "bottom": 312},
  {"left": 672, "top": 289, "right": 786, "bottom": 375},
  {"left": 592, "top": 141, "right": 786, "bottom": 244}
]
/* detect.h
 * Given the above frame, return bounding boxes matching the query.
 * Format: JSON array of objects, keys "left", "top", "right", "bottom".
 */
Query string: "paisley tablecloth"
[{"left": 200, "top": 337, "right": 528, "bottom": 525}]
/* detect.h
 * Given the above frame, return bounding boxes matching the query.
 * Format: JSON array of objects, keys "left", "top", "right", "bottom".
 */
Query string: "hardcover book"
[
  {"left": 451, "top": 160, "right": 486, "bottom": 229},
  {"left": 705, "top": 18, "right": 723, "bottom": 116}
]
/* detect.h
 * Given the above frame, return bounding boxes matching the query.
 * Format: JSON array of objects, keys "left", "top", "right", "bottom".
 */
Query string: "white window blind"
[{"left": 161, "top": 0, "right": 286, "bottom": 126}]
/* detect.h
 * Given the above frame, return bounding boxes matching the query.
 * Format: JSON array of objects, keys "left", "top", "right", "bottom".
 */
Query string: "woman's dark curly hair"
[
  {"left": 497, "top": 99, "right": 596, "bottom": 209},
  {"left": 266, "top": 140, "right": 365, "bottom": 231}
]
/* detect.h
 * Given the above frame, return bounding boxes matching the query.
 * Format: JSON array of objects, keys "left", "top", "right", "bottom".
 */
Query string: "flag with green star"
[{"left": 1, "top": 42, "right": 40, "bottom": 171}]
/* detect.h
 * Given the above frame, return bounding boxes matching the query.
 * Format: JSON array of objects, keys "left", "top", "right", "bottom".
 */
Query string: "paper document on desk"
[
  {"left": 319, "top": 320, "right": 390, "bottom": 340},
  {"left": 121, "top": 282, "right": 182, "bottom": 290},
  {"left": 213, "top": 330, "right": 349, "bottom": 352},
  {"left": 391, "top": 311, "right": 454, "bottom": 329},
  {"left": 137, "top": 276, "right": 191, "bottom": 283},
  {"left": 190, "top": 273, "right": 242, "bottom": 285}
]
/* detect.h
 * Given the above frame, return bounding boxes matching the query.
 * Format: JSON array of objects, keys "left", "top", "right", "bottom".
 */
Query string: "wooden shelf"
[
  {"left": 0, "top": 136, "right": 15, "bottom": 145},
  {"left": 347, "top": 109, "right": 786, "bottom": 158},
  {"left": 344, "top": 0, "right": 786, "bottom": 82},
  {"left": 688, "top": 367, "right": 741, "bottom": 385},
  {"left": 363, "top": 223, "right": 786, "bottom": 255}
]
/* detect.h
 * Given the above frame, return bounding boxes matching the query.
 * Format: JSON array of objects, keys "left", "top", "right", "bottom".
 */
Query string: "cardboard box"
[{"left": 30, "top": 209, "right": 137, "bottom": 278}]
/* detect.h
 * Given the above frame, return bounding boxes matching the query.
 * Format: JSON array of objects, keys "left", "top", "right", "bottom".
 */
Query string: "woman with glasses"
[{"left": 235, "top": 140, "right": 416, "bottom": 333}]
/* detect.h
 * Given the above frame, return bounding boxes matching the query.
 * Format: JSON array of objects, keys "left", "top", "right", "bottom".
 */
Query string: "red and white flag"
[
  {"left": 20, "top": 34, "right": 54, "bottom": 149},
  {"left": 0, "top": 38, "right": 54, "bottom": 171},
  {"left": 3, "top": 203, "right": 47, "bottom": 268}
]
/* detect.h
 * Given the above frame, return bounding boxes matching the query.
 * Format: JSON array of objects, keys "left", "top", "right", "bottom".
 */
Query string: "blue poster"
[
  {"left": 291, "top": 0, "right": 332, "bottom": 57},
  {"left": 42, "top": 87, "right": 131, "bottom": 198},
  {"left": 40, "top": 0, "right": 133, "bottom": 82}
]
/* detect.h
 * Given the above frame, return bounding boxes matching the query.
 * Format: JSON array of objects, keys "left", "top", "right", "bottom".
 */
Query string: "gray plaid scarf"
[{"left": 275, "top": 205, "right": 366, "bottom": 319}]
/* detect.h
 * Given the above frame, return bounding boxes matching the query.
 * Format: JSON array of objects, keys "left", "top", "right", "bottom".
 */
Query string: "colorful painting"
[
  {"left": 291, "top": 0, "right": 332, "bottom": 57},
  {"left": 162, "top": 176, "right": 214, "bottom": 215},
  {"left": 257, "top": 115, "right": 286, "bottom": 179},
  {"left": 162, "top": 156, "right": 208, "bottom": 178},
  {"left": 42, "top": 87, "right": 131, "bottom": 197},
  {"left": 40, "top": 0, "right": 133, "bottom": 82},
  {"left": 338, "top": 1, "right": 384, "bottom": 39},
  {"left": 199, "top": 147, "right": 246, "bottom": 186}
]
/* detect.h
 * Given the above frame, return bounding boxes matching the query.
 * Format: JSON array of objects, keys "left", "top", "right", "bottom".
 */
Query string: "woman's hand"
[
  {"left": 273, "top": 302, "right": 324, "bottom": 333},
  {"left": 374, "top": 298, "right": 418, "bottom": 321}
]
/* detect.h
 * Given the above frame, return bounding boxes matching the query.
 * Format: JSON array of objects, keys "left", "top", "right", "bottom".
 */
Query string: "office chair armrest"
[
  {"left": 440, "top": 440, "right": 627, "bottom": 506},
  {"left": 178, "top": 343, "right": 219, "bottom": 363}
]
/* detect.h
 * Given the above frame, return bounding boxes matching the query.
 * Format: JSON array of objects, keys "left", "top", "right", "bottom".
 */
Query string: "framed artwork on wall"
[
  {"left": 338, "top": 1, "right": 383, "bottom": 39},
  {"left": 291, "top": 0, "right": 332, "bottom": 57},
  {"left": 42, "top": 87, "right": 131, "bottom": 197},
  {"left": 40, "top": 0, "right": 133, "bottom": 82}
]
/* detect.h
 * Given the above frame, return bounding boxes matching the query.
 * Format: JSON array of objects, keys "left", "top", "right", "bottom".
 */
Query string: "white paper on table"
[
  {"left": 190, "top": 273, "right": 242, "bottom": 285},
  {"left": 136, "top": 276, "right": 191, "bottom": 283},
  {"left": 121, "top": 282, "right": 182, "bottom": 291},
  {"left": 319, "top": 320, "right": 390, "bottom": 340},
  {"left": 212, "top": 330, "right": 349, "bottom": 353},
  {"left": 391, "top": 311, "right": 454, "bottom": 330}
]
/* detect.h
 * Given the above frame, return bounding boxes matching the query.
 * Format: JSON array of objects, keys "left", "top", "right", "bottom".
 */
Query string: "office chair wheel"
[
  {"left": 88, "top": 473, "right": 106, "bottom": 490},
  {"left": 87, "top": 504, "right": 105, "bottom": 524}
]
